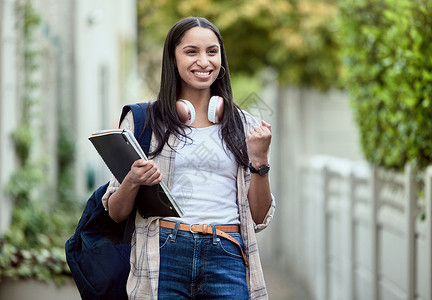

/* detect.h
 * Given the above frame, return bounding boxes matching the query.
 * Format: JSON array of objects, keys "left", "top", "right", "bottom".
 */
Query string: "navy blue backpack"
[{"left": 65, "top": 102, "right": 152, "bottom": 300}]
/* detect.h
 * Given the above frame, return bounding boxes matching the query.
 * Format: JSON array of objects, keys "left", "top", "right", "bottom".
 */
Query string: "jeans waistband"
[{"left": 159, "top": 220, "right": 247, "bottom": 267}]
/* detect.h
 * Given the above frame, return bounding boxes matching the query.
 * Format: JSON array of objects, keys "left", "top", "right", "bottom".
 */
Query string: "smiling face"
[{"left": 175, "top": 27, "right": 221, "bottom": 96}]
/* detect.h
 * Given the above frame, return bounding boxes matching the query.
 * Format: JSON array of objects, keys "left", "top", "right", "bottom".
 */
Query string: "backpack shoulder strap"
[
  {"left": 119, "top": 102, "right": 152, "bottom": 154},
  {"left": 119, "top": 102, "right": 152, "bottom": 243}
]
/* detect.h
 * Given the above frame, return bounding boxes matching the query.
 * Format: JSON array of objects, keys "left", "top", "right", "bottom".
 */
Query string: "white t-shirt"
[{"left": 165, "top": 124, "right": 240, "bottom": 225}]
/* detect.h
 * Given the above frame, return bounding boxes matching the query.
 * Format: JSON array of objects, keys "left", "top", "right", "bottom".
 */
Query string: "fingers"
[
  {"left": 132, "top": 159, "right": 149, "bottom": 167},
  {"left": 148, "top": 172, "right": 163, "bottom": 186},
  {"left": 247, "top": 121, "right": 272, "bottom": 139},
  {"left": 246, "top": 120, "right": 272, "bottom": 160},
  {"left": 261, "top": 120, "right": 271, "bottom": 131},
  {"left": 130, "top": 160, "right": 163, "bottom": 186}
]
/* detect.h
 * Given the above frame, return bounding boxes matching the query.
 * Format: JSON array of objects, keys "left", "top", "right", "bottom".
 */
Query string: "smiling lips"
[{"left": 192, "top": 70, "right": 212, "bottom": 77}]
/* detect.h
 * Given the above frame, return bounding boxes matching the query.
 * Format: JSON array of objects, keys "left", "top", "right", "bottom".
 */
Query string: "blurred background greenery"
[
  {"left": 137, "top": 0, "right": 340, "bottom": 98},
  {"left": 339, "top": 0, "right": 432, "bottom": 171}
]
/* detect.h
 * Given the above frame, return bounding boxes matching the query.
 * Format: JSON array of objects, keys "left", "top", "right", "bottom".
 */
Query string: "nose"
[{"left": 197, "top": 53, "right": 209, "bottom": 68}]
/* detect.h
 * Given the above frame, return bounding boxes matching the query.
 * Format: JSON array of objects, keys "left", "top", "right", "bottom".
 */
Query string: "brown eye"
[{"left": 208, "top": 48, "right": 218, "bottom": 55}]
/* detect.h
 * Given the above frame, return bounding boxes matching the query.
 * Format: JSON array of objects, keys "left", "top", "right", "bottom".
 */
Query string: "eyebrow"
[{"left": 182, "top": 44, "right": 220, "bottom": 50}]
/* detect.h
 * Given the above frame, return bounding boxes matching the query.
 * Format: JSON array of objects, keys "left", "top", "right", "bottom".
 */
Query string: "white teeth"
[{"left": 195, "top": 71, "right": 210, "bottom": 76}]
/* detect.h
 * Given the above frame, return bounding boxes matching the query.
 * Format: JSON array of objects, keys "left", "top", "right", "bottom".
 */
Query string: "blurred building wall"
[
  {"left": 0, "top": 0, "right": 137, "bottom": 234},
  {"left": 254, "top": 84, "right": 364, "bottom": 281},
  {"left": 72, "top": 0, "right": 138, "bottom": 197},
  {"left": 0, "top": 0, "right": 19, "bottom": 235}
]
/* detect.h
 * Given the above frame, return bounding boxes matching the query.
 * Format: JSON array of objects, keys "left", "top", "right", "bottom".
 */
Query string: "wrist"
[
  {"left": 123, "top": 175, "right": 142, "bottom": 190},
  {"left": 249, "top": 162, "right": 270, "bottom": 177},
  {"left": 249, "top": 157, "right": 268, "bottom": 169}
]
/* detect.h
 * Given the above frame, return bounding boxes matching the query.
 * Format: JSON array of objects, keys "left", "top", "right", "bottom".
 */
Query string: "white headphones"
[{"left": 175, "top": 96, "right": 224, "bottom": 126}]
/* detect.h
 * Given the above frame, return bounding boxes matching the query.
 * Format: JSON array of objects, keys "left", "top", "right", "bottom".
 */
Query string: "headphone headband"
[{"left": 176, "top": 96, "right": 224, "bottom": 125}]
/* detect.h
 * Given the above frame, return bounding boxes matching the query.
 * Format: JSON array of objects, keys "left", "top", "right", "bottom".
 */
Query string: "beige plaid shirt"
[{"left": 102, "top": 108, "right": 276, "bottom": 299}]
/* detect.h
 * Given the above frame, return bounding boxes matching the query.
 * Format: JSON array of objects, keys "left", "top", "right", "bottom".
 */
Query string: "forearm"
[
  {"left": 108, "top": 159, "right": 163, "bottom": 222},
  {"left": 248, "top": 159, "right": 272, "bottom": 224},
  {"left": 108, "top": 176, "right": 140, "bottom": 223}
]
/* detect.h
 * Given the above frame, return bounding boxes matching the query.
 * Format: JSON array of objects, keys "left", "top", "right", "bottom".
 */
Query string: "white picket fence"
[{"left": 287, "top": 156, "right": 432, "bottom": 300}]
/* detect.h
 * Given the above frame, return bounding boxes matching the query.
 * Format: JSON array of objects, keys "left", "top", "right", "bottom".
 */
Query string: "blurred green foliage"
[
  {"left": 137, "top": 0, "right": 341, "bottom": 98},
  {"left": 6, "top": 1, "right": 45, "bottom": 208},
  {"left": 0, "top": 243, "right": 69, "bottom": 285},
  {"left": 339, "top": 0, "right": 432, "bottom": 170}
]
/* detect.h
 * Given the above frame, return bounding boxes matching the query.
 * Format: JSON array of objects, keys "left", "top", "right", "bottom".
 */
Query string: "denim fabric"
[{"left": 158, "top": 223, "right": 249, "bottom": 299}]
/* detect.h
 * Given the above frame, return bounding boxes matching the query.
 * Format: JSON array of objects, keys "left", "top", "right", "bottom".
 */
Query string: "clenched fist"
[{"left": 246, "top": 120, "right": 272, "bottom": 166}]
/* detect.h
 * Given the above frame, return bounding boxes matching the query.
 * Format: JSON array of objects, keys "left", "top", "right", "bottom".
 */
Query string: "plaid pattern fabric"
[{"left": 103, "top": 109, "right": 276, "bottom": 299}]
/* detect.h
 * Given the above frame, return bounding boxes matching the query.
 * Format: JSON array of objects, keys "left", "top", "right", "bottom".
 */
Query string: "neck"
[{"left": 180, "top": 89, "right": 211, "bottom": 109}]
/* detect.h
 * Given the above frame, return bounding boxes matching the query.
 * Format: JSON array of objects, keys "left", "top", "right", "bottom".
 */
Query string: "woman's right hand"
[
  {"left": 126, "top": 159, "right": 163, "bottom": 187},
  {"left": 108, "top": 159, "right": 162, "bottom": 222}
]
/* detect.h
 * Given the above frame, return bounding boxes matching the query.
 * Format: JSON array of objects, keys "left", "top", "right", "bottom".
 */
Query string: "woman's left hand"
[
  {"left": 246, "top": 120, "right": 273, "bottom": 224},
  {"left": 245, "top": 120, "right": 272, "bottom": 164}
]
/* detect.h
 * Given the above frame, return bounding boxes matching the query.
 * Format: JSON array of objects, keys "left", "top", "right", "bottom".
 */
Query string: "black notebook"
[{"left": 89, "top": 129, "right": 184, "bottom": 218}]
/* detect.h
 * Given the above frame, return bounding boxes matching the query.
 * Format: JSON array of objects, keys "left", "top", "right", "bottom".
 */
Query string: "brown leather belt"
[{"left": 159, "top": 220, "right": 247, "bottom": 267}]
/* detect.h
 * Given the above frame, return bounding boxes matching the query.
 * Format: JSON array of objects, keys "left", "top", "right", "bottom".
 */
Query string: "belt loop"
[
  {"left": 171, "top": 222, "right": 180, "bottom": 242},
  {"left": 211, "top": 224, "right": 217, "bottom": 245}
]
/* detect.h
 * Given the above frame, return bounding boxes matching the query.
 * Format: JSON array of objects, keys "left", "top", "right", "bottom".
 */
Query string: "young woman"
[{"left": 102, "top": 17, "right": 275, "bottom": 299}]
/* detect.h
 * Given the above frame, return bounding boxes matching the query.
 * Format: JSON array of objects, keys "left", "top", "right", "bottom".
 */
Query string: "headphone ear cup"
[
  {"left": 176, "top": 99, "right": 196, "bottom": 125},
  {"left": 208, "top": 96, "right": 224, "bottom": 124}
]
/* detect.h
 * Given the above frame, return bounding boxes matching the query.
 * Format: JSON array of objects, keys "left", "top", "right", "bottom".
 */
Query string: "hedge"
[{"left": 339, "top": 0, "right": 432, "bottom": 170}]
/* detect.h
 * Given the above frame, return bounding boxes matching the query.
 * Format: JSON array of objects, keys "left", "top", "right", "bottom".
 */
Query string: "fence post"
[
  {"left": 345, "top": 167, "right": 355, "bottom": 300},
  {"left": 425, "top": 167, "right": 432, "bottom": 300},
  {"left": 404, "top": 165, "right": 416, "bottom": 300},
  {"left": 315, "top": 164, "right": 329, "bottom": 300},
  {"left": 370, "top": 166, "right": 379, "bottom": 300}
]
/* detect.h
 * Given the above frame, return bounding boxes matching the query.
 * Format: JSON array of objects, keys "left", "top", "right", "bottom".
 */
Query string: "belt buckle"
[{"left": 189, "top": 224, "right": 199, "bottom": 234}]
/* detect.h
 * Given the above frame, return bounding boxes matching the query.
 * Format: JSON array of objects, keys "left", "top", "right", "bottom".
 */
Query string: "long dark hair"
[{"left": 145, "top": 17, "right": 249, "bottom": 168}]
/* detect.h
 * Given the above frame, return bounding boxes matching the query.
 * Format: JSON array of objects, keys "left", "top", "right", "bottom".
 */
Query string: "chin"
[{"left": 186, "top": 82, "right": 215, "bottom": 91}]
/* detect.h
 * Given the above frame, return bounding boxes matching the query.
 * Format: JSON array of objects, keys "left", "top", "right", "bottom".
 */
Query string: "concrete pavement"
[{"left": 262, "top": 259, "right": 311, "bottom": 300}]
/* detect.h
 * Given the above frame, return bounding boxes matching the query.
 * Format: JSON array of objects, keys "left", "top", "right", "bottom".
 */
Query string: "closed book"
[{"left": 89, "top": 129, "right": 184, "bottom": 218}]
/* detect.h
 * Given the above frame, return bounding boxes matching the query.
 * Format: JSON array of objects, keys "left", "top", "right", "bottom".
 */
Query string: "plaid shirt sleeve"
[{"left": 241, "top": 109, "right": 276, "bottom": 233}]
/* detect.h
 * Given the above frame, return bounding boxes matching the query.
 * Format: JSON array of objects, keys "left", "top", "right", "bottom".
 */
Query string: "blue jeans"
[{"left": 158, "top": 222, "right": 249, "bottom": 299}]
